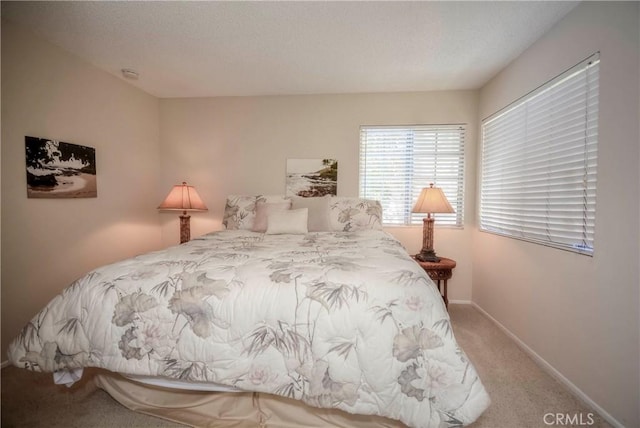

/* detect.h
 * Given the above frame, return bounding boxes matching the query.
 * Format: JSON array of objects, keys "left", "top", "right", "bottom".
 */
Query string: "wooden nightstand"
[{"left": 412, "top": 257, "right": 456, "bottom": 309}]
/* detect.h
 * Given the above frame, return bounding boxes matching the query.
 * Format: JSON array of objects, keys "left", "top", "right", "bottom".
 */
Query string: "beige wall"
[
  {"left": 158, "top": 91, "right": 479, "bottom": 302},
  {"left": 475, "top": 3, "right": 639, "bottom": 427},
  {"left": 1, "top": 21, "right": 162, "bottom": 355}
]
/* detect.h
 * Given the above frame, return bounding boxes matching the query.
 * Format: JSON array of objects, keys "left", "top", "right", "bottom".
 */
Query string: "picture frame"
[
  {"left": 286, "top": 158, "right": 338, "bottom": 197},
  {"left": 25, "top": 136, "right": 97, "bottom": 198}
]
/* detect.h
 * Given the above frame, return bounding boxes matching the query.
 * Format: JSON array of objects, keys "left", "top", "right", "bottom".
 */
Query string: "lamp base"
[
  {"left": 179, "top": 213, "right": 191, "bottom": 244},
  {"left": 415, "top": 249, "right": 441, "bottom": 263}
]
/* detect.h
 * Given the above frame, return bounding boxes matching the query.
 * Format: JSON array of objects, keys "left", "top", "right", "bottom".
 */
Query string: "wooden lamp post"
[
  {"left": 412, "top": 183, "right": 454, "bottom": 262},
  {"left": 158, "top": 182, "right": 208, "bottom": 244}
]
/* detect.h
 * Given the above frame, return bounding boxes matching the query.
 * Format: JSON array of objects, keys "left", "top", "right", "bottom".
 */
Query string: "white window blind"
[
  {"left": 359, "top": 125, "right": 465, "bottom": 226},
  {"left": 480, "top": 53, "right": 599, "bottom": 255}
]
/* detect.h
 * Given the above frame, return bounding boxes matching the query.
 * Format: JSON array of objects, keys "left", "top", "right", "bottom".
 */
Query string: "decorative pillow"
[
  {"left": 252, "top": 201, "right": 292, "bottom": 232},
  {"left": 328, "top": 197, "right": 383, "bottom": 232},
  {"left": 223, "top": 195, "right": 290, "bottom": 230},
  {"left": 266, "top": 208, "right": 309, "bottom": 235},
  {"left": 290, "top": 196, "right": 331, "bottom": 232}
]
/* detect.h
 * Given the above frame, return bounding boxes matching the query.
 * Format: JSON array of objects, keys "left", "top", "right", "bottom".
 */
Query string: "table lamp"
[
  {"left": 412, "top": 183, "right": 454, "bottom": 262},
  {"left": 158, "top": 182, "right": 208, "bottom": 244}
]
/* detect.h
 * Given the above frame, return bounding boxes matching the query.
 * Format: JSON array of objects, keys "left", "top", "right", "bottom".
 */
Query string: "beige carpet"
[
  {"left": 1, "top": 304, "right": 611, "bottom": 428},
  {"left": 448, "top": 305, "right": 610, "bottom": 428}
]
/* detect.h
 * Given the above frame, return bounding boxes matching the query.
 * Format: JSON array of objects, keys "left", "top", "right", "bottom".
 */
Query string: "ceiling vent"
[{"left": 121, "top": 68, "right": 139, "bottom": 80}]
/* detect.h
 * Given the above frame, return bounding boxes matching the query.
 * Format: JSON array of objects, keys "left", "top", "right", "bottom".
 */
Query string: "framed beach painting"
[
  {"left": 286, "top": 158, "right": 338, "bottom": 197},
  {"left": 25, "top": 136, "right": 97, "bottom": 198}
]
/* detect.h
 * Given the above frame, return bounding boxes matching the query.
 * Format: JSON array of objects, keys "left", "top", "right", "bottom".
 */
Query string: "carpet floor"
[{"left": 1, "top": 304, "right": 611, "bottom": 428}]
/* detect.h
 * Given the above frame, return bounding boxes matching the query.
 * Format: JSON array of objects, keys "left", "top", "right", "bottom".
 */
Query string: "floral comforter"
[{"left": 8, "top": 230, "right": 489, "bottom": 427}]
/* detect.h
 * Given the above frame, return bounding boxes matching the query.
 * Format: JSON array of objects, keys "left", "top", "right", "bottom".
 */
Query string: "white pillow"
[
  {"left": 290, "top": 196, "right": 331, "bottom": 232},
  {"left": 252, "top": 201, "right": 292, "bottom": 232},
  {"left": 266, "top": 208, "right": 309, "bottom": 235}
]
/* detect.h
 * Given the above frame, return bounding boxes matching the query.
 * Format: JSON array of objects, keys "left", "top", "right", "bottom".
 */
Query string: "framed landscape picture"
[
  {"left": 25, "top": 136, "right": 97, "bottom": 198},
  {"left": 286, "top": 158, "right": 338, "bottom": 197}
]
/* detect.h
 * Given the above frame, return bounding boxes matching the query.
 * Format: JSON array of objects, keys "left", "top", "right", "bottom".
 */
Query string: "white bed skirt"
[{"left": 94, "top": 372, "right": 407, "bottom": 428}]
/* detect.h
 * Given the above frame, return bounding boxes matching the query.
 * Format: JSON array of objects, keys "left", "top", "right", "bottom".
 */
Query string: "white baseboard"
[
  {"left": 470, "top": 302, "right": 624, "bottom": 428},
  {"left": 449, "top": 299, "right": 472, "bottom": 305},
  {"left": 1, "top": 360, "right": 10, "bottom": 369}
]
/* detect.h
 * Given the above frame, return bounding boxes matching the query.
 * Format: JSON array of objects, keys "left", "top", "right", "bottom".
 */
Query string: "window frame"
[
  {"left": 479, "top": 53, "right": 599, "bottom": 256},
  {"left": 359, "top": 124, "right": 466, "bottom": 228}
]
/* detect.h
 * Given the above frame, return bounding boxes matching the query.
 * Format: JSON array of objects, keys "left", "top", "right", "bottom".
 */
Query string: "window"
[
  {"left": 359, "top": 125, "right": 465, "bottom": 226},
  {"left": 480, "top": 53, "right": 599, "bottom": 255}
]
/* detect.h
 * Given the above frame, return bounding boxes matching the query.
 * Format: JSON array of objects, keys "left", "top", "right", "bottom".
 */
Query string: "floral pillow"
[
  {"left": 328, "top": 197, "right": 383, "bottom": 232},
  {"left": 223, "top": 195, "right": 290, "bottom": 230}
]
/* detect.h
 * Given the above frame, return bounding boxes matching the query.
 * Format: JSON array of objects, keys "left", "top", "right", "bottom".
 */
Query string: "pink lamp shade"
[
  {"left": 412, "top": 183, "right": 454, "bottom": 263},
  {"left": 158, "top": 182, "right": 208, "bottom": 212},
  {"left": 158, "top": 182, "right": 207, "bottom": 244}
]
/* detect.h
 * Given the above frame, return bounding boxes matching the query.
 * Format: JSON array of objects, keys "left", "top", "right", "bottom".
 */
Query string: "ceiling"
[{"left": 2, "top": 1, "right": 579, "bottom": 98}]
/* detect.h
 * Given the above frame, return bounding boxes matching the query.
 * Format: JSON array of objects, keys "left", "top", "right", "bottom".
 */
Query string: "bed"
[{"left": 7, "top": 195, "right": 490, "bottom": 427}]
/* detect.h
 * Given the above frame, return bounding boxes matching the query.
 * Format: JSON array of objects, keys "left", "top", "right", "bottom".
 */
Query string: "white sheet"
[{"left": 125, "top": 374, "right": 242, "bottom": 392}]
